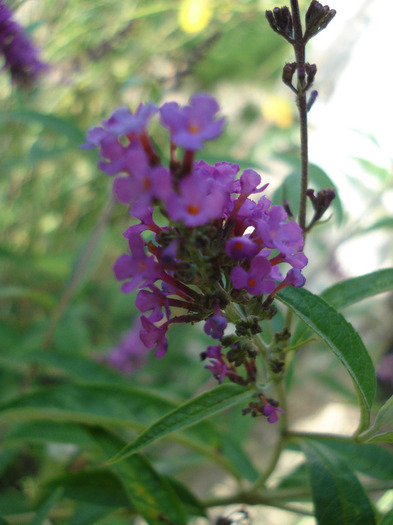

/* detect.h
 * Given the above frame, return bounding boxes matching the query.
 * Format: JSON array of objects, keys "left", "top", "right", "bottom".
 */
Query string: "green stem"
[
  {"left": 282, "top": 336, "right": 315, "bottom": 352},
  {"left": 203, "top": 479, "right": 393, "bottom": 509},
  {"left": 290, "top": 0, "right": 309, "bottom": 232},
  {"left": 286, "top": 430, "right": 355, "bottom": 442}
]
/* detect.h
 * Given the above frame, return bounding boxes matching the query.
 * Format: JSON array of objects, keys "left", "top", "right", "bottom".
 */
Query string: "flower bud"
[
  {"left": 265, "top": 6, "right": 293, "bottom": 41},
  {"left": 304, "top": 1, "right": 336, "bottom": 41}
]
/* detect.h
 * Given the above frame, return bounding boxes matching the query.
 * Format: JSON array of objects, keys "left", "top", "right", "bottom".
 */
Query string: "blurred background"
[{"left": 1, "top": 0, "right": 392, "bottom": 523}]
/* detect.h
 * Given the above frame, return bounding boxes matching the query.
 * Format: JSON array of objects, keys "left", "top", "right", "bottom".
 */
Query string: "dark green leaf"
[
  {"left": 24, "top": 349, "right": 134, "bottom": 387},
  {"left": 278, "top": 287, "right": 376, "bottom": 432},
  {"left": 301, "top": 439, "right": 376, "bottom": 525},
  {"left": 5, "top": 421, "right": 95, "bottom": 447},
  {"left": 309, "top": 439, "right": 393, "bottom": 480},
  {"left": 28, "top": 488, "right": 63, "bottom": 525},
  {"left": 164, "top": 477, "right": 207, "bottom": 518},
  {"left": 321, "top": 269, "right": 393, "bottom": 310},
  {"left": 0, "top": 383, "right": 176, "bottom": 429},
  {"left": 45, "top": 469, "right": 131, "bottom": 509},
  {"left": 70, "top": 504, "right": 114, "bottom": 525},
  {"left": 92, "top": 428, "right": 188, "bottom": 525},
  {"left": 107, "top": 385, "right": 252, "bottom": 463}
]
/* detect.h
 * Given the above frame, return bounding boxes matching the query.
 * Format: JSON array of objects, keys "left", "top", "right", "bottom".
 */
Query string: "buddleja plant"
[
  {"left": 3, "top": 1, "right": 393, "bottom": 524},
  {"left": 75, "top": 2, "right": 393, "bottom": 524}
]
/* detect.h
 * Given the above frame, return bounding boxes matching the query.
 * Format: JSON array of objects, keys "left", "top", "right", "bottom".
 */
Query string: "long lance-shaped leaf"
[
  {"left": 300, "top": 439, "right": 376, "bottom": 525},
  {"left": 107, "top": 384, "right": 252, "bottom": 464},
  {"left": 91, "top": 428, "right": 188, "bottom": 525},
  {"left": 321, "top": 268, "right": 393, "bottom": 309},
  {"left": 293, "top": 269, "right": 393, "bottom": 344},
  {"left": 278, "top": 287, "right": 376, "bottom": 433}
]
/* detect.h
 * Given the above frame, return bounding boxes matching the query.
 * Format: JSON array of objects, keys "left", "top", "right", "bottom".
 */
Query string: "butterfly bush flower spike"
[{"left": 85, "top": 93, "right": 308, "bottom": 424}]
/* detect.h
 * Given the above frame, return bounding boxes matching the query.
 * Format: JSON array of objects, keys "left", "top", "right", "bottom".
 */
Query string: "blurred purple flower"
[
  {"left": 377, "top": 354, "right": 393, "bottom": 384},
  {"left": 102, "top": 103, "right": 157, "bottom": 136},
  {"left": 0, "top": 0, "right": 47, "bottom": 87},
  {"left": 160, "top": 94, "right": 225, "bottom": 151},
  {"left": 98, "top": 318, "right": 148, "bottom": 375}
]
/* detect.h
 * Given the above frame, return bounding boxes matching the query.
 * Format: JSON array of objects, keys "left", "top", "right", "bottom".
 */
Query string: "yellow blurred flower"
[
  {"left": 179, "top": 0, "right": 213, "bottom": 34},
  {"left": 261, "top": 95, "right": 294, "bottom": 129}
]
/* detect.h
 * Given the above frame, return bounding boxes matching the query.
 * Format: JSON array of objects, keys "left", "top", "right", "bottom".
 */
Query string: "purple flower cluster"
[
  {"left": 0, "top": 0, "right": 47, "bottom": 87},
  {"left": 84, "top": 93, "right": 306, "bottom": 422}
]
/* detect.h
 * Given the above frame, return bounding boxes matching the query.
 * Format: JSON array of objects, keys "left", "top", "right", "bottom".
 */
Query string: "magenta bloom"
[
  {"left": 139, "top": 316, "right": 168, "bottom": 359},
  {"left": 226, "top": 236, "right": 259, "bottom": 260},
  {"left": 0, "top": 0, "right": 47, "bottom": 87},
  {"left": 203, "top": 345, "right": 228, "bottom": 383},
  {"left": 204, "top": 305, "right": 227, "bottom": 340},
  {"left": 263, "top": 401, "right": 285, "bottom": 424},
  {"left": 113, "top": 233, "right": 160, "bottom": 293},
  {"left": 135, "top": 286, "right": 170, "bottom": 322},
  {"left": 160, "top": 94, "right": 225, "bottom": 151},
  {"left": 166, "top": 175, "right": 225, "bottom": 227},
  {"left": 231, "top": 256, "right": 276, "bottom": 296}
]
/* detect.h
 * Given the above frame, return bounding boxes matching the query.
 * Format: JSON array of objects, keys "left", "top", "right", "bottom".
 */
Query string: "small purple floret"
[
  {"left": 226, "top": 237, "right": 259, "bottom": 260},
  {"left": 160, "top": 94, "right": 225, "bottom": 151},
  {"left": 231, "top": 256, "right": 276, "bottom": 296}
]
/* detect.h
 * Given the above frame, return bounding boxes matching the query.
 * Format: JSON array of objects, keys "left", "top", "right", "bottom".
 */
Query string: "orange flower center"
[
  {"left": 187, "top": 204, "right": 200, "bottom": 215},
  {"left": 188, "top": 123, "right": 200, "bottom": 134},
  {"left": 248, "top": 278, "right": 256, "bottom": 288}
]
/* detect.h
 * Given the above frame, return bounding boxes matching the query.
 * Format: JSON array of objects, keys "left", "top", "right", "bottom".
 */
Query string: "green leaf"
[
  {"left": 91, "top": 428, "right": 188, "bottom": 525},
  {"left": 0, "top": 519, "right": 10, "bottom": 525},
  {"left": 24, "top": 349, "right": 134, "bottom": 387},
  {"left": 378, "top": 508, "right": 393, "bottom": 525},
  {"left": 308, "top": 439, "right": 393, "bottom": 481},
  {"left": 107, "top": 384, "right": 252, "bottom": 463},
  {"left": 45, "top": 469, "right": 131, "bottom": 509},
  {"left": 321, "top": 269, "right": 393, "bottom": 310},
  {"left": 278, "top": 287, "right": 376, "bottom": 433},
  {"left": 163, "top": 477, "right": 207, "bottom": 518},
  {"left": 5, "top": 421, "right": 96, "bottom": 447},
  {"left": 0, "top": 383, "right": 176, "bottom": 429},
  {"left": 363, "top": 218, "right": 393, "bottom": 233},
  {"left": 28, "top": 488, "right": 63, "bottom": 525},
  {"left": 0, "top": 111, "right": 86, "bottom": 144},
  {"left": 360, "top": 395, "right": 393, "bottom": 443},
  {"left": 301, "top": 439, "right": 376, "bottom": 525},
  {"left": 70, "top": 504, "right": 114, "bottom": 525}
]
